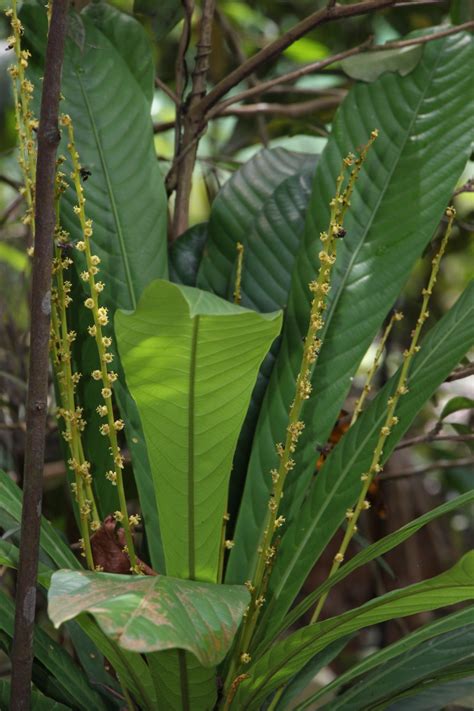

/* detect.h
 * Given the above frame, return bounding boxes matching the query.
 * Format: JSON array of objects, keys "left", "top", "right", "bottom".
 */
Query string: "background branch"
[
  {"left": 380, "top": 457, "right": 474, "bottom": 481},
  {"left": 396, "top": 433, "right": 474, "bottom": 450},
  {"left": 10, "top": 1, "right": 69, "bottom": 708}
]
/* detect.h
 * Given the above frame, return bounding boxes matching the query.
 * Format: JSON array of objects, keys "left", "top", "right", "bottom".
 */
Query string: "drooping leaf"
[
  {"left": 233, "top": 552, "right": 474, "bottom": 708},
  {"left": 259, "top": 281, "right": 474, "bottom": 639},
  {"left": 319, "top": 609, "right": 474, "bottom": 710},
  {"left": 257, "top": 490, "right": 474, "bottom": 653},
  {"left": 440, "top": 396, "right": 474, "bottom": 419},
  {"left": 340, "top": 45, "right": 422, "bottom": 82},
  {"left": 0, "top": 589, "right": 107, "bottom": 710},
  {"left": 49, "top": 569, "right": 250, "bottom": 665},
  {"left": 115, "top": 279, "right": 282, "bottom": 582},
  {"left": 228, "top": 32, "right": 474, "bottom": 585},
  {"left": 297, "top": 607, "right": 474, "bottom": 710},
  {"left": 147, "top": 650, "right": 217, "bottom": 711}
]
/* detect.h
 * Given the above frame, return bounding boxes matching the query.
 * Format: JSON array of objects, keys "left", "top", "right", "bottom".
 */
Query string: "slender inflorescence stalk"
[
  {"left": 233, "top": 242, "right": 244, "bottom": 304},
  {"left": 310, "top": 207, "right": 456, "bottom": 624},
  {"left": 223, "top": 132, "right": 378, "bottom": 702},
  {"left": 61, "top": 115, "right": 142, "bottom": 573},
  {"left": 5, "top": 1, "right": 37, "bottom": 233},
  {"left": 351, "top": 311, "right": 403, "bottom": 426}
]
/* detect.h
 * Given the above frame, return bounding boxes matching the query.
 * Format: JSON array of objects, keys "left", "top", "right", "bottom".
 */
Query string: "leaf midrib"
[{"left": 188, "top": 316, "right": 200, "bottom": 580}]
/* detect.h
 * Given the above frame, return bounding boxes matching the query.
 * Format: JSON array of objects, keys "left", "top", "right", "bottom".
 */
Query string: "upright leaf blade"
[
  {"left": 228, "top": 32, "right": 474, "bottom": 584},
  {"left": 116, "top": 280, "right": 282, "bottom": 582}
]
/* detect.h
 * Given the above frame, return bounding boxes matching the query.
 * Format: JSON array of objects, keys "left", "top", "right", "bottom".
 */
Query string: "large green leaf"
[
  {"left": 257, "top": 489, "right": 474, "bottom": 653},
  {"left": 297, "top": 607, "right": 474, "bottom": 710},
  {"left": 0, "top": 589, "right": 106, "bottom": 710},
  {"left": 22, "top": 1, "right": 168, "bottom": 548},
  {"left": 232, "top": 552, "right": 474, "bottom": 708},
  {"left": 260, "top": 281, "right": 474, "bottom": 637},
  {"left": 133, "top": 0, "right": 182, "bottom": 41},
  {"left": 49, "top": 569, "right": 249, "bottom": 665},
  {"left": 340, "top": 45, "right": 422, "bottom": 82},
  {"left": 169, "top": 223, "right": 208, "bottom": 287},
  {"left": 115, "top": 279, "right": 282, "bottom": 583},
  {"left": 314, "top": 608, "right": 474, "bottom": 710},
  {"left": 197, "top": 148, "right": 316, "bottom": 308},
  {"left": 227, "top": 32, "right": 474, "bottom": 584}
]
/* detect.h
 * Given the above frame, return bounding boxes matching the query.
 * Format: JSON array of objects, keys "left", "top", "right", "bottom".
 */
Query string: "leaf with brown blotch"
[{"left": 48, "top": 569, "right": 250, "bottom": 666}]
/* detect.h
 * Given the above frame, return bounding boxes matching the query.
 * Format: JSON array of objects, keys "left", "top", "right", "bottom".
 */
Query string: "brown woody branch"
[
  {"left": 380, "top": 456, "right": 474, "bottom": 481},
  {"left": 10, "top": 1, "right": 69, "bottom": 708},
  {"left": 446, "top": 364, "right": 474, "bottom": 382},
  {"left": 396, "top": 433, "right": 474, "bottom": 450}
]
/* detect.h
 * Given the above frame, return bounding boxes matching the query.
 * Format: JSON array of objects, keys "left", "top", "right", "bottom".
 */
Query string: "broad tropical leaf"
[
  {"left": 133, "top": 0, "right": 182, "bottom": 41},
  {"left": 228, "top": 31, "right": 474, "bottom": 585},
  {"left": 0, "top": 681, "right": 69, "bottom": 711},
  {"left": 303, "top": 607, "right": 474, "bottom": 710},
  {"left": 233, "top": 552, "right": 474, "bottom": 708},
  {"left": 115, "top": 279, "right": 282, "bottom": 582},
  {"left": 197, "top": 148, "right": 316, "bottom": 306},
  {"left": 22, "top": 1, "right": 168, "bottom": 544},
  {"left": 49, "top": 569, "right": 250, "bottom": 665},
  {"left": 260, "top": 281, "right": 474, "bottom": 636},
  {"left": 340, "top": 45, "right": 422, "bottom": 81},
  {"left": 385, "top": 675, "right": 474, "bottom": 710}
]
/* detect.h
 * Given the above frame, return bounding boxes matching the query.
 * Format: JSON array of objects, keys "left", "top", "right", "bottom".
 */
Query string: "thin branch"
[
  {"left": 396, "top": 433, "right": 474, "bottom": 450},
  {"left": 218, "top": 96, "right": 343, "bottom": 117},
  {"left": 154, "top": 76, "right": 179, "bottom": 105},
  {"left": 10, "top": 1, "right": 69, "bottom": 709},
  {"left": 446, "top": 364, "right": 474, "bottom": 382},
  {"left": 0, "top": 173, "right": 22, "bottom": 191},
  {"left": 171, "top": 0, "right": 216, "bottom": 239},
  {"left": 454, "top": 178, "right": 474, "bottom": 197},
  {"left": 0, "top": 194, "right": 24, "bottom": 226},
  {"left": 208, "top": 21, "right": 474, "bottom": 117},
  {"left": 194, "top": 0, "right": 400, "bottom": 117},
  {"left": 380, "top": 457, "right": 474, "bottom": 481}
]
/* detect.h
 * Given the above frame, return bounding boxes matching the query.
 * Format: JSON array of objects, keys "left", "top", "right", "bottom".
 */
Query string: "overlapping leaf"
[
  {"left": 233, "top": 552, "right": 474, "bottom": 708},
  {"left": 260, "top": 281, "right": 474, "bottom": 636},
  {"left": 49, "top": 569, "right": 250, "bottom": 666},
  {"left": 228, "top": 32, "right": 474, "bottom": 585}
]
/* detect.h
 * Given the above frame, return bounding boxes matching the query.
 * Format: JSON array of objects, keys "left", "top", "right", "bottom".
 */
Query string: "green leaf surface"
[
  {"left": 0, "top": 589, "right": 106, "bottom": 710},
  {"left": 233, "top": 552, "right": 474, "bottom": 708},
  {"left": 169, "top": 223, "right": 208, "bottom": 287},
  {"left": 0, "top": 680, "right": 69, "bottom": 711},
  {"left": 0, "top": 470, "right": 157, "bottom": 709},
  {"left": 227, "top": 32, "right": 474, "bottom": 585},
  {"left": 298, "top": 607, "right": 474, "bottom": 710},
  {"left": 147, "top": 650, "right": 216, "bottom": 711},
  {"left": 258, "top": 490, "right": 474, "bottom": 653},
  {"left": 317, "top": 608, "right": 474, "bottom": 710},
  {"left": 49, "top": 569, "right": 250, "bottom": 665},
  {"left": 386, "top": 675, "right": 474, "bottom": 710},
  {"left": 115, "top": 279, "right": 282, "bottom": 582},
  {"left": 440, "top": 396, "right": 474, "bottom": 419},
  {"left": 340, "top": 45, "right": 422, "bottom": 82},
  {"left": 197, "top": 148, "right": 316, "bottom": 308},
  {"left": 134, "top": 0, "right": 182, "bottom": 41},
  {"left": 22, "top": 1, "right": 168, "bottom": 538},
  {"left": 260, "top": 281, "right": 474, "bottom": 638}
]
